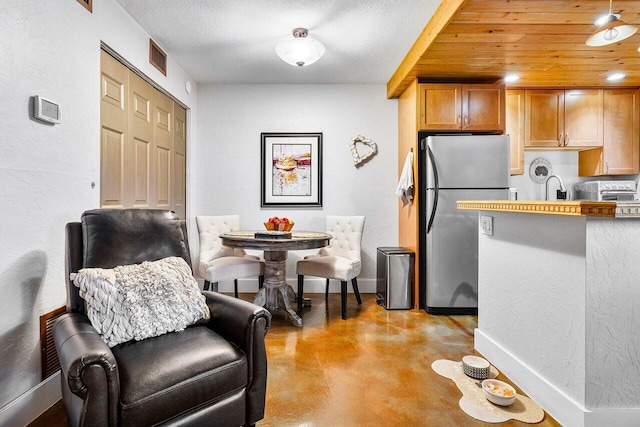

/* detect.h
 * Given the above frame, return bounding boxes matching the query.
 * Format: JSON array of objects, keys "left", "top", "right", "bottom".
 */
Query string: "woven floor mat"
[{"left": 432, "top": 359, "right": 544, "bottom": 424}]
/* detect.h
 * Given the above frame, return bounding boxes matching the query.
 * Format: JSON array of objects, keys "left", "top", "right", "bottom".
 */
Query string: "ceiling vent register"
[
  {"left": 149, "top": 39, "right": 167, "bottom": 76},
  {"left": 75, "top": 0, "right": 92, "bottom": 13}
]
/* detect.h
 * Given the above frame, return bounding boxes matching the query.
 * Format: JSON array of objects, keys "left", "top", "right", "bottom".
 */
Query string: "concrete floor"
[
  {"left": 260, "top": 292, "right": 559, "bottom": 427},
  {"left": 30, "top": 292, "right": 559, "bottom": 426}
]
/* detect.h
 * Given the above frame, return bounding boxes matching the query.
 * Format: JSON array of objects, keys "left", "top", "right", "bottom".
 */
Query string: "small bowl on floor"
[
  {"left": 481, "top": 379, "right": 516, "bottom": 406},
  {"left": 461, "top": 355, "right": 490, "bottom": 380}
]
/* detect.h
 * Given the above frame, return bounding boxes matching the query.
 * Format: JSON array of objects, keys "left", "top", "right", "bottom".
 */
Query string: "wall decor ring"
[{"left": 529, "top": 157, "right": 553, "bottom": 184}]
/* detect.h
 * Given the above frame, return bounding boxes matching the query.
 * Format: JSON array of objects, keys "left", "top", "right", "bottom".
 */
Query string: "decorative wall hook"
[{"left": 350, "top": 135, "right": 378, "bottom": 167}]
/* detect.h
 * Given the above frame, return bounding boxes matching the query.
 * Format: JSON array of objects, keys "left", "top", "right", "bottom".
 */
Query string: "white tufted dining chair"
[
  {"left": 196, "top": 215, "right": 264, "bottom": 297},
  {"left": 296, "top": 215, "right": 366, "bottom": 320}
]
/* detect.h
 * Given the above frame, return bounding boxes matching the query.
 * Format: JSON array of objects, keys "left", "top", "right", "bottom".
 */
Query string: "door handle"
[
  {"left": 564, "top": 132, "right": 569, "bottom": 146},
  {"left": 427, "top": 146, "right": 439, "bottom": 234},
  {"left": 464, "top": 115, "right": 469, "bottom": 128},
  {"left": 558, "top": 133, "right": 563, "bottom": 146}
]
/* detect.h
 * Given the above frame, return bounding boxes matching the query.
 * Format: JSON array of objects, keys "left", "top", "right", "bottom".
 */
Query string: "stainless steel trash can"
[{"left": 376, "top": 247, "right": 414, "bottom": 310}]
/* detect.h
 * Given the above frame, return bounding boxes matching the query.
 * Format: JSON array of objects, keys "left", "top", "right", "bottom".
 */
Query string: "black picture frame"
[{"left": 261, "top": 132, "right": 323, "bottom": 208}]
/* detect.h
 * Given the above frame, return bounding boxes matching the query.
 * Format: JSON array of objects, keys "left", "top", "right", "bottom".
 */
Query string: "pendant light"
[
  {"left": 586, "top": 0, "right": 637, "bottom": 46},
  {"left": 275, "top": 28, "right": 325, "bottom": 67}
]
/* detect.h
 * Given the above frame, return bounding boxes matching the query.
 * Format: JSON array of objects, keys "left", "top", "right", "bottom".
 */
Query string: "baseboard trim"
[
  {"left": 475, "top": 330, "right": 640, "bottom": 427},
  {"left": 0, "top": 371, "right": 61, "bottom": 427}
]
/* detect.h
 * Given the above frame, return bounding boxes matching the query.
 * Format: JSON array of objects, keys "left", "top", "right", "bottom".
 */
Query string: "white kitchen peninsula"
[{"left": 457, "top": 201, "right": 640, "bottom": 427}]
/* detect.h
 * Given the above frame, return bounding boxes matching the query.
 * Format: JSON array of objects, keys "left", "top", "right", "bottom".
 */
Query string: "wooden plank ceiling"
[{"left": 387, "top": 0, "right": 640, "bottom": 98}]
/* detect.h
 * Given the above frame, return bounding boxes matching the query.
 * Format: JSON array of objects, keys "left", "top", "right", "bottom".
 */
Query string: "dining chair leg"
[
  {"left": 211, "top": 282, "right": 219, "bottom": 292},
  {"left": 341, "top": 281, "right": 347, "bottom": 320},
  {"left": 259, "top": 275, "right": 264, "bottom": 289},
  {"left": 351, "top": 277, "right": 362, "bottom": 305},
  {"left": 234, "top": 279, "right": 239, "bottom": 298},
  {"left": 297, "top": 275, "right": 304, "bottom": 311},
  {"left": 325, "top": 278, "right": 330, "bottom": 300},
  {"left": 204, "top": 280, "right": 210, "bottom": 291}
]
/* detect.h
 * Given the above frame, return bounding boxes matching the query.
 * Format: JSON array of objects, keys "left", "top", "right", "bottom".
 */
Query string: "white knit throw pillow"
[{"left": 73, "top": 257, "right": 210, "bottom": 347}]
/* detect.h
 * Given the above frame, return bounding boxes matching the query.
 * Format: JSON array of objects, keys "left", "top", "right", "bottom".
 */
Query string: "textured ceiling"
[{"left": 115, "top": 0, "right": 442, "bottom": 84}]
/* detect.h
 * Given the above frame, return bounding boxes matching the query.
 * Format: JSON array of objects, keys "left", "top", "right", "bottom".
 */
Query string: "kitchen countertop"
[{"left": 456, "top": 200, "right": 617, "bottom": 217}]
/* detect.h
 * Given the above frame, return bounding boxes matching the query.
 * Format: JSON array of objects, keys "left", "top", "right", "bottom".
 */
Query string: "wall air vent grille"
[
  {"left": 149, "top": 39, "right": 167, "bottom": 76},
  {"left": 76, "top": 0, "right": 92, "bottom": 12},
  {"left": 40, "top": 306, "right": 67, "bottom": 380}
]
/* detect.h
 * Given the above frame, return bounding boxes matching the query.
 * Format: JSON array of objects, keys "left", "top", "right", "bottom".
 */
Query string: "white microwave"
[{"left": 573, "top": 180, "right": 637, "bottom": 202}]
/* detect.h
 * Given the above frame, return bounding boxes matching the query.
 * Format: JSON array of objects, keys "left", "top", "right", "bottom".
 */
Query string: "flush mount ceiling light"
[
  {"left": 586, "top": 0, "right": 637, "bottom": 46},
  {"left": 275, "top": 27, "right": 325, "bottom": 67}
]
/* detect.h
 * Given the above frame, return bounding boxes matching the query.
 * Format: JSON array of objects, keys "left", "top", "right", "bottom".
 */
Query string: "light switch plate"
[{"left": 480, "top": 215, "right": 493, "bottom": 236}]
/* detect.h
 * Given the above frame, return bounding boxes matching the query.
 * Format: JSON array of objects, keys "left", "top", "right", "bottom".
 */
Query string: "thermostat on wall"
[{"left": 33, "top": 95, "right": 61, "bottom": 124}]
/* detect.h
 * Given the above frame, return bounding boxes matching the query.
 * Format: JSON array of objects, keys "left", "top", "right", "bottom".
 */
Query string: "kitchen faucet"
[{"left": 545, "top": 175, "right": 567, "bottom": 200}]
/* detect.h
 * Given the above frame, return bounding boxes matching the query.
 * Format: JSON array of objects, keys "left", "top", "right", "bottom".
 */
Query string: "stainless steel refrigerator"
[{"left": 422, "top": 134, "right": 510, "bottom": 314}]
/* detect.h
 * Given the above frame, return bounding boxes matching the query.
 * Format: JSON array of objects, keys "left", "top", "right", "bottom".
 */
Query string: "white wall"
[
  {"left": 0, "top": 0, "right": 197, "bottom": 420},
  {"left": 194, "top": 84, "right": 398, "bottom": 293},
  {"left": 511, "top": 151, "right": 580, "bottom": 201},
  {"left": 476, "top": 212, "right": 640, "bottom": 426},
  {"left": 511, "top": 150, "right": 640, "bottom": 201}
]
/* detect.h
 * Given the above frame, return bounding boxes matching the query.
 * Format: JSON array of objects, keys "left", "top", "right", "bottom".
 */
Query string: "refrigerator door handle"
[{"left": 427, "top": 145, "right": 439, "bottom": 234}]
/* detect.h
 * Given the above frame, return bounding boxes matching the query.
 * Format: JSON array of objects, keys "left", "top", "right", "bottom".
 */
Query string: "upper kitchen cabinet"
[
  {"left": 419, "top": 83, "right": 505, "bottom": 132},
  {"left": 565, "top": 90, "right": 603, "bottom": 147},
  {"left": 524, "top": 90, "right": 563, "bottom": 147},
  {"left": 525, "top": 89, "right": 603, "bottom": 148},
  {"left": 579, "top": 89, "right": 640, "bottom": 176},
  {"left": 603, "top": 89, "right": 640, "bottom": 175},
  {"left": 505, "top": 90, "right": 525, "bottom": 175}
]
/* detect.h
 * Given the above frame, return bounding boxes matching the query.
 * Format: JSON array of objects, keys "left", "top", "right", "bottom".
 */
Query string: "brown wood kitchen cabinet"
[
  {"left": 505, "top": 89, "right": 525, "bottom": 175},
  {"left": 578, "top": 89, "right": 640, "bottom": 176},
  {"left": 419, "top": 83, "right": 505, "bottom": 132},
  {"left": 525, "top": 89, "right": 603, "bottom": 148}
]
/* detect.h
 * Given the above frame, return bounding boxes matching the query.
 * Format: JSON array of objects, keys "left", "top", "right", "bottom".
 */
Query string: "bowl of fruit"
[{"left": 265, "top": 216, "right": 294, "bottom": 231}]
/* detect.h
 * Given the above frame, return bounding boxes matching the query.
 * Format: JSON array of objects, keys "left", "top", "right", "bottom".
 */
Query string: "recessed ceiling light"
[
  {"left": 607, "top": 72, "right": 626, "bottom": 82},
  {"left": 504, "top": 74, "right": 520, "bottom": 83}
]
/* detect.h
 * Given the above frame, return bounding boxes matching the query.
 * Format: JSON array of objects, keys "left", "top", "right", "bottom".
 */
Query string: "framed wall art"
[{"left": 261, "top": 132, "right": 323, "bottom": 208}]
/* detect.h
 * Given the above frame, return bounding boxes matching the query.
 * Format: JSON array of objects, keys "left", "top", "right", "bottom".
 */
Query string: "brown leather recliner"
[{"left": 53, "top": 209, "right": 271, "bottom": 426}]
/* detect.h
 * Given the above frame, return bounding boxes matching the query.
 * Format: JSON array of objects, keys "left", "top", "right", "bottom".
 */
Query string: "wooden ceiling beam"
[
  {"left": 442, "top": 23, "right": 595, "bottom": 35},
  {"left": 386, "top": 0, "right": 467, "bottom": 99},
  {"left": 451, "top": 12, "right": 640, "bottom": 25},
  {"left": 422, "top": 43, "right": 638, "bottom": 59},
  {"left": 460, "top": 0, "right": 640, "bottom": 14}
]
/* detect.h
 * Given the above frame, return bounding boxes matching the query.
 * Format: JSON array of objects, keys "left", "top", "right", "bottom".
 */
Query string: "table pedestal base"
[{"left": 253, "top": 250, "right": 302, "bottom": 327}]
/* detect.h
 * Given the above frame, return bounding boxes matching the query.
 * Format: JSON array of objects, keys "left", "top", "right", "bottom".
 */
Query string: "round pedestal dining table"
[{"left": 219, "top": 230, "right": 331, "bottom": 327}]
